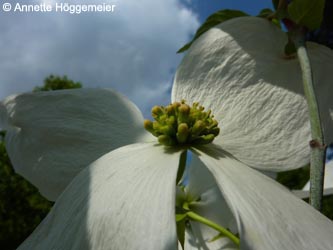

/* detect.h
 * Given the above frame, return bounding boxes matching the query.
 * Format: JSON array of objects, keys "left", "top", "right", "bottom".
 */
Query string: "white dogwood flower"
[{"left": 1, "top": 17, "right": 333, "bottom": 250}]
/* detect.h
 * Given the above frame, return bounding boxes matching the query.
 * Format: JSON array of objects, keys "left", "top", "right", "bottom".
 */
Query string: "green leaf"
[
  {"left": 177, "top": 9, "right": 248, "bottom": 53},
  {"left": 288, "top": 0, "right": 325, "bottom": 30}
]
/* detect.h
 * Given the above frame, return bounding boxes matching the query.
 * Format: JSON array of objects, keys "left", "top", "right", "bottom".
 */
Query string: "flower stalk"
[
  {"left": 291, "top": 30, "right": 326, "bottom": 210},
  {"left": 186, "top": 210, "right": 240, "bottom": 246}
]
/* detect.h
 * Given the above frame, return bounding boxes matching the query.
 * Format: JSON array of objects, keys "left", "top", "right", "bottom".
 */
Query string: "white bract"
[{"left": 1, "top": 17, "right": 333, "bottom": 250}]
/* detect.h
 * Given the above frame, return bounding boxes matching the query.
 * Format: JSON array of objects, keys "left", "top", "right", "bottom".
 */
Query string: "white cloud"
[{"left": 0, "top": 0, "right": 199, "bottom": 117}]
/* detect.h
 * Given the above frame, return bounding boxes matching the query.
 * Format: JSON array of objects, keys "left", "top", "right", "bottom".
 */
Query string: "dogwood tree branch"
[{"left": 291, "top": 30, "right": 326, "bottom": 211}]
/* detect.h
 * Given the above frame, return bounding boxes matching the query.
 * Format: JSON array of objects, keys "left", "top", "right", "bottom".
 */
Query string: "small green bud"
[
  {"left": 153, "top": 121, "right": 160, "bottom": 131},
  {"left": 192, "top": 120, "right": 205, "bottom": 135},
  {"left": 179, "top": 104, "right": 190, "bottom": 114},
  {"left": 166, "top": 115, "right": 176, "bottom": 126},
  {"left": 158, "top": 135, "right": 176, "bottom": 146},
  {"left": 152, "top": 106, "right": 164, "bottom": 118},
  {"left": 172, "top": 102, "right": 181, "bottom": 109},
  {"left": 192, "top": 134, "right": 215, "bottom": 145},
  {"left": 166, "top": 105, "right": 175, "bottom": 115},
  {"left": 160, "top": 125, "right": 176, "bottom": 136},
  {"left": 178, "top": 104, "right": 190, "bottom": 124},
  {"left": 176, "top": 123, "right": 189, "bottom": 144},
  {"left": 207, "top": 119, "right": 218, "bottom": 129},
  {"left": 144, "top": 120, "right": 155, "bottom": 134},
  {"left": 210, "top": 127, "right": 220, "bottom": 136}
]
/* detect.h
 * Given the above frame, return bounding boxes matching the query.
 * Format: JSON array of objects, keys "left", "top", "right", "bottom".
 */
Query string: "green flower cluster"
[{"left": 144, "top": 101, "right": 220, "bottom": 146}]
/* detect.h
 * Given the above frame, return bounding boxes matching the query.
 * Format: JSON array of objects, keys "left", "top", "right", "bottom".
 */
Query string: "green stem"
[
  {"left": 176, "top": 150, "right": 187, "bottom": 184},
  {"left": 291, "top": 31, "right": 326, "bottom": 211},
  {"left": 186, "top": 210, "right": 240, "bottom": 246}
]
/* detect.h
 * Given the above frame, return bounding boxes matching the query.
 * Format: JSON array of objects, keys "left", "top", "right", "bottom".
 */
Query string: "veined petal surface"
[
  {"left": 173, "top": 16, "right": 333, "bottom": 171},
  {"left": 0, "top": 88, "right": 153, "bottom": 200},
  {"left": 194, "top": 145, "right": 333, "bottom": 250},
  {"left": 18, "top": 143, "right": 181, "bottom": 250}
]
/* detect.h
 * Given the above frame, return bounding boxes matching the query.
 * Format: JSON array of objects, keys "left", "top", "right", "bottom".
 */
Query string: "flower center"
[{"left": 144, "top": 100, "right": 220, "bottom": 146}]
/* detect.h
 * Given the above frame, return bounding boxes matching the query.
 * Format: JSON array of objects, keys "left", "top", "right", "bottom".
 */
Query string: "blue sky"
[
  {"left": 0, "top": 0, "right": 274, "bottom": 117},
  {"left": 186, "top": 0, "right": 273, "bottom": 21}
]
